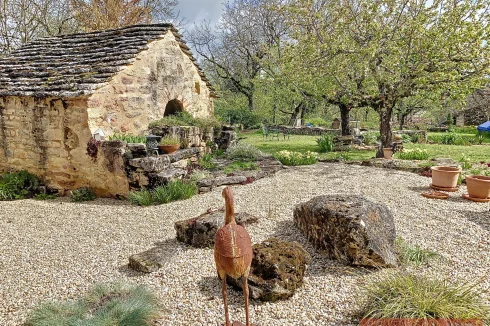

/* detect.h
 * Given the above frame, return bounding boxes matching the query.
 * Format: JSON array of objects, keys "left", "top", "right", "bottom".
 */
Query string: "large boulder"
[
  {"left": 293, "top": 195, "right": 398, "bottom": 268},
  {"left": 227, "top": 238, "right": 311, "bottom": 302},
  {"left": 175, "top": 209, "right": 259, "bottom": 248}
]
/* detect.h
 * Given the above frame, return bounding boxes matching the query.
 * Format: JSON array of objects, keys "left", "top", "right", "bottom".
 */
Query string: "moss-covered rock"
[{"left": 227, "top": 238, "right": 311, "bottom": 302}]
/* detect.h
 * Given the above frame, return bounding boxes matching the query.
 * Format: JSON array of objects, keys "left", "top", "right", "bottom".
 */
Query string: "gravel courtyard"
[{"left": 1, "top": 163, "right": 489, "bottom": 326}]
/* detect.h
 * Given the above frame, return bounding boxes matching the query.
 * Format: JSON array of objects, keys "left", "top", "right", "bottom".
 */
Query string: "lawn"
[{"left": 238, "top": 130, "right": 490, "bottom": 163}]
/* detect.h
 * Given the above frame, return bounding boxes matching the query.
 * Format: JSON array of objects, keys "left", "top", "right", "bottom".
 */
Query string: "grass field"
[{"left": 238, "top": 130, "right": 490, "bottom": 163}]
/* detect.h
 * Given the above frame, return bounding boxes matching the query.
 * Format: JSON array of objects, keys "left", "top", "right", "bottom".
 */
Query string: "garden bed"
[{"left": 1, "top": 163, "right": 489, "bottom": 325}]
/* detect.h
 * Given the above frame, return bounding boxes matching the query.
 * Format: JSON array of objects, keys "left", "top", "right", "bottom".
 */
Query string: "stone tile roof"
[{"left": 0, "top": 24, "right": 215, "bottom": 97}]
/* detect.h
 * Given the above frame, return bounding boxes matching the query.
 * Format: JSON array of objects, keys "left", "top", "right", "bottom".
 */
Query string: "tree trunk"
[
  {"left": 399, "top": 113, "right": 407, "bottom": 130},
  {"left": 288, "top": 102, "right": 303, "bottom": 126},
  {"left": 339, "top": 103, "right": 351, "bottom": 136},
  {"left": 376, "top": 105, "right": 393, "bottom": 158},
  {"left": 247, "top": 94, "right": 254, "bottom": 111}
]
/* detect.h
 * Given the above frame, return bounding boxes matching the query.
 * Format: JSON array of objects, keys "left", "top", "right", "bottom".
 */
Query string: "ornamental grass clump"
[
  {"left": 128, "top": 180, "right": 197, "bottom": 206},
  {"left": 360, "top": 273, "right": 490, "bottom": 321},
  {"left": 316, "top": 134, "right": 334, "bottom": 153},
  {"left": 109, "top": 134, "right": 147, "bottom": 143},
  {"left": 70, "top": 187, "right": 96, "bottom": 202},
  {"left": 396, "top": 148, "right": 429, "bottom": 160},
  {"left": 25, "top": 282, "right": 159, "bottom": 326},
  {"left": 226, "top": 143, "right": 264, "bottom": 161},
  {"left": 395, "top": 237, "right": 440, "bottom": 266},
  {"left": 275, "top": 150, "right": 318, "bottom": 166}
]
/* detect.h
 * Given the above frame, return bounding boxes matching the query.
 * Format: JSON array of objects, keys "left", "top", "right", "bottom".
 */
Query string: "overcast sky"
[{"left": 176, "top": 0, "right": 223, "bottom": 27}]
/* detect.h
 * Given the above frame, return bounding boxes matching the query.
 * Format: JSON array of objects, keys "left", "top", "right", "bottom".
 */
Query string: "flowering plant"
[{"left": 275, "top": 150, "right": 318, "bottom": 166}]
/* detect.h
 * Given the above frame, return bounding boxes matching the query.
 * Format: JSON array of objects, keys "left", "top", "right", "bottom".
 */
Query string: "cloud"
[{"left": 176, "top": 0, "right": 223, "bottom": 26}]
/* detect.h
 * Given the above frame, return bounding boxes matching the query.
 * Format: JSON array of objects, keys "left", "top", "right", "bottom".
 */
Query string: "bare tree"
[
  {"left": 71, "top": 0, "right": 178, "bottom": 31},
  {"left": 187, "top": 0, "right": 288, "bottom": 111}
]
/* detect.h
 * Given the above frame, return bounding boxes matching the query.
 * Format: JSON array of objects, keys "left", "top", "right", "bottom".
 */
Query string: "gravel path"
[{"left": 1, "top": 163, "right": 489, "bottom": 325}]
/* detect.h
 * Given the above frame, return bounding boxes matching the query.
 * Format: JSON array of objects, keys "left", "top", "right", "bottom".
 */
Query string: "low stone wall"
[
  {"left": 275, "top": 125, "right": 340, "bottom": 136},
  {"left": 126, "top": 147, "right": 205, "bottom": 190},
  {"left": 149, "top": 125, "right": 213, "bottom": 148},
  {"left": 393, "top": 130, "right": 427, "bottom": 141}
]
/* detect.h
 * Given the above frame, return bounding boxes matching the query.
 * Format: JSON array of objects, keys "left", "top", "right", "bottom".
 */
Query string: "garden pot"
[
  {"left": 383, "top": 148, "right": 393, "bottom": 159},
  {"left": 466, "top": 175, "right": 490, "bottom": 199},
  {"left": 158, "top": 144, "right": 180, "bottom": 154},
  {"left": 360, "top": 318, "right": 482, "bottom": 326},
  {"left": 430, "top": 166, "right": 460, "bottom": 189}
]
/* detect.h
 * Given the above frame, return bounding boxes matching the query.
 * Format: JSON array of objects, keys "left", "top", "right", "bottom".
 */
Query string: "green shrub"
[
  {"left": 400, "top": 134, "right": 412, "bottom": 143},
  {"left": 275, "top": 150, "right": 318, "bottom": 166},
  {"left": 0, "top": 170, "right": 41, "bottom": 200},
  {"left": 70, "top": 187, "right": 96, "bottom": 202},
  {"left": 198, "top": 154, "right": 217, "bottom": 169},
  {"left": 362, "top": 131, "right": 380, "bottom": 145},
  {"left": 223, "top": 161, "right": 259, "bottom": 174},
  {"left": 215, "top": 106, "right": 261, "bottom": 129},
  {"left": 128, "top": 180, "right": 197, "bottom": 206},
  {"left": 395, "top": 237, "right": 440, "bottom": 265},
  {"left": 360, "top": 273, "right": 490, "bottom": 320},
  {"left": 316, "top": 134, "right": 334, "bottom": 153},
  {"left": 128, "top": 190, "right": 154, "bottom": 206},
  {"left": 396, "top": 148, "right": 429, "bottom": 160},
  {"left": 34, "top": 193, "right": 57, "bottom": 200},
  {"left": 305, "top": 117, "right": 330, "bottom": 127},
  {"left": 25, "top": 282, "right": 159, "bottom": 326},
  {"left": 226, "top": 143, "right": 264, "bottom": 161},
  {"left": 109, "top": 134, "right": 147, "bottom": 143},
  {"left": 151, "top": 180, "right": 197, "bottom": 204}
]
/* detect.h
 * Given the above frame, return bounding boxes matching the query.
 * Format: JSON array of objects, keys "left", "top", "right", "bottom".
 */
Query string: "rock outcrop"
[
  {"left": 227, "top": 238, "right": 311, "bottom": 302},
  {"left": 294, "top": 195, "right": 398, "bottom": 268},
  {"left": 175, "top": 209, "right": 259, "bottom": 248}
]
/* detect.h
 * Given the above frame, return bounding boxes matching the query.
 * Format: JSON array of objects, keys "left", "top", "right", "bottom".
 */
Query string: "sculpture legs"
[
  {"left": 243, "top": 276, "right": 250, "bottom": 326},
  {"left": 222, "top": 275, "right": 231, "bottom": 326}
]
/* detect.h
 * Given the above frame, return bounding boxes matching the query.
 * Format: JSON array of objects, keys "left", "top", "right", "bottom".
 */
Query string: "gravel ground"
[{"left": 1, "top": 163, "right": 489, "bottom": 326}]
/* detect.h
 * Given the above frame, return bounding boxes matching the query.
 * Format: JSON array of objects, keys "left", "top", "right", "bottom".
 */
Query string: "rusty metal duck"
[{"left": 214, "top": 186, "right": 255, "bottom": 326}]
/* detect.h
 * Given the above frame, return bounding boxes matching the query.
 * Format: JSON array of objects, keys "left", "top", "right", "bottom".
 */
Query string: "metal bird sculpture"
[{"left": 214, "top": 187, "right": 255, "bottom": 326}]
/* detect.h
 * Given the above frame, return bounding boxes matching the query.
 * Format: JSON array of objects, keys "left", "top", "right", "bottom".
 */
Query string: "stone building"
[
  {"left": 455, "top": 88, "right": 490, "bottom": 126},
  {"left": 0, "top": 24, "right": 216, "bottom": 195}
]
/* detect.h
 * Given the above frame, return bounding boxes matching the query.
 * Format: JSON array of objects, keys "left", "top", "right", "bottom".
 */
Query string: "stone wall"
[
  {"left": 87, "top": 31, "right": 214, "bottom": 137},
  {"left": 276, "top": 125, "right": 340, "bottom": 136},
  {"left": 0, "top": 96, "right": 129, "bottom": 196}
]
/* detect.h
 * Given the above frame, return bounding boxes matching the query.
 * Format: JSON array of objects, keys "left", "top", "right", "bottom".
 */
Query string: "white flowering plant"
[{"left": 275, "top": 150, "right": 318, "bottom": 166}]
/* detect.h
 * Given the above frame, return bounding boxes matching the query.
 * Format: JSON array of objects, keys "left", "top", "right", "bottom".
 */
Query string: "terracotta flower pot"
[
  {"left": 431, "top": 166, "right": 461, "bottom": 188},
  {"left": 158, "top": 144, "right": 180, "bottom": 154},
  {"left": 383, "top": 148, "right": 393, "bottom": 159},
  {"left": 466, "top": 175, "right": 490, "bottom": 199}
]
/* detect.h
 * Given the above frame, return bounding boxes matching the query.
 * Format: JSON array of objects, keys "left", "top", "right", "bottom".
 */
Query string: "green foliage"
[
  {"left": 226, "top": 143, "right": 264, "bottom": 161},
  {"left": 400, "top": 134, "right": 412, "bottom": 144},
  {"left": 362, "top": 132, "right": 380, "bottom": 146},
  {"left": 459, "top": 154, "right": 472, "bottom": 170},
  {"left": 0, "top": 170, "right": 40, "bottom": 200},
  {"left": 215, "top": 104, "right": 262, "bottom": 129},
  {"left": 25, "top": 282, "right": 159, "bottom": 326},
  {"left": 70, "top": 187, "right": 96, "bottom": 202},
  {"left": 305, "top": 117, "right": 330, "bottom": 127},
  {"left": 109, "top": 134, "right": 146, "bottom": 144},
  {"left": 360, "top": 273, "right": 490, "bottom": 320},
  {"left": 149, "top": 112, "right": 221, "bottom": 133},
  {"left": 316, "top": 134, "right": 334, "bottom": 153},
  {"left": 275, "top": 150, "right": 318, "bottom": 166},
  {"left": 428, "top": 132, "right": 478, "bottom": 146},
  {"left": 128, "top": 190, "right": 154, "bottom": 207},
  {"left": 197, "top": 154, "right": 217, "bottom": 169},
  {"left": 396, "top": 148, "right": 429, "bottom": 160},
  {"left": 223, "top": 161, "right": 259, "bottom": 174},
  {"left": 395, "top": 238, "right": 439, "bottom": 266},
  {"left": 159, "top": 134, "right": 180, "bottom": 146},
  {"left": 34, "top": 193, "right": 57, "bottom": 200},
  {"left": 128, "top": 180, "right": 197, "bottom": 206}
]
